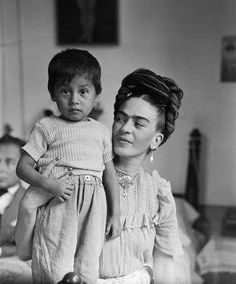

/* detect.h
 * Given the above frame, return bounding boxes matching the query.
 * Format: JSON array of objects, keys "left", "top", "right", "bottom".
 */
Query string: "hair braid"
[{"left": 161, "top": 77, "right": 183, "bottom": 144}]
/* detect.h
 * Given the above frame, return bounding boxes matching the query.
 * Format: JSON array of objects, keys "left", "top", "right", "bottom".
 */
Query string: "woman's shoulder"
[
  {"left": 142, "top": 169, "right": 171, "bottom": 194},
  {"left": 141, "top": 169, "right": 174, "bottom": 209}
]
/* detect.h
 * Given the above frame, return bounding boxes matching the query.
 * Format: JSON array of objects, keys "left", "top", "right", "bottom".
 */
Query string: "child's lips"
[{"left": 69, "top": 108, "right": 81, "bottom": 113}]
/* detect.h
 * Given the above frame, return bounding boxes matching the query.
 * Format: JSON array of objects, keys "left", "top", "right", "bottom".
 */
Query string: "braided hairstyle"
[{"left": 114, "top": 68, "right": 183, "bottom": 145}]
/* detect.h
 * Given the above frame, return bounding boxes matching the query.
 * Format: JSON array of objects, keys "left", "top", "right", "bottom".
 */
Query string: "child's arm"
[
  {"left": 103, "top": 160, "right": 121, "bottom": 239},
  {"left": 15, "top": 159, "right": 73, "bottom": 260},
  {"left": 16, "top": 152, "right": 74, "bottom": 199}
]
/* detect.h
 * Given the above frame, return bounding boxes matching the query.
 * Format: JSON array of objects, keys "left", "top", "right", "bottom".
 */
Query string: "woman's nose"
[{"left": 121, "top": 120, "right": 132, "bottom": 133}]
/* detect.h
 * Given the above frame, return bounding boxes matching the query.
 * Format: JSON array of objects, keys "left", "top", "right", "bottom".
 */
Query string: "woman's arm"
[
  {"left": 153, "top": 248, "right": 176, "bottom": 284},
  {"left": 103, "top": 160, "right": 120, "bottom": 239}
]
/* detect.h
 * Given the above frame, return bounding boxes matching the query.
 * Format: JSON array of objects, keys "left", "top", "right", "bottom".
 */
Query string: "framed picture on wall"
[
  {"left": 55, "top": 0, "right": 118, "bottom": 45},
  {"left": 220, "top": 36, "right": 236, "bottom": 82}
]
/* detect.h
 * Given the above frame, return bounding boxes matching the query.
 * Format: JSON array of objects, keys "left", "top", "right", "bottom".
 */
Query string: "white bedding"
[{"left": 174, "top": 197, "right": 204, "bottom": 284}]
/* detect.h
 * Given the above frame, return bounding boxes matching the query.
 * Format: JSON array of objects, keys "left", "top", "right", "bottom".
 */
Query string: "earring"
[{"left": 150, "top": 150, "right": 154, "bottom": 162}]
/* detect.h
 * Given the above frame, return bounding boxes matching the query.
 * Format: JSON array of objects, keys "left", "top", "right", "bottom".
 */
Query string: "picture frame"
[{"left": 55, "top": 0, "right": 118, "bottom": 45}]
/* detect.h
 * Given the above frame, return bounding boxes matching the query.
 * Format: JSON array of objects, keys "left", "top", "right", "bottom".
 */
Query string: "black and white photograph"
[
  {"left": 55, "top": 0, "right": 118, "bottom": 45},
  {"left": 0, "top": 1, "right": 236, "bottom": 283}
]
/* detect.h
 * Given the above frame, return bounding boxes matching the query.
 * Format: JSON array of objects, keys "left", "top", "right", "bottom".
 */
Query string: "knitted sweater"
[{"left": 22, "top": 116, "right": 113, "bottom": 179}]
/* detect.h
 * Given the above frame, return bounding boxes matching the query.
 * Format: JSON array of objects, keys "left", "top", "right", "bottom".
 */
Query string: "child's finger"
[
  {"left": 66, "top": 185, "right": 74, "bottom": 192},
  {"left": 64, "top": 188, "right": 74, "bottom": 196},
  {"left": 55, "top": 170, "right": 72, "bottom": 179},
  {"left": 42, "top": 158, "right": 60, "bottom": 177},
  {"left": 58, "top": 196, "right": 65, "bottom": 202},
  {"left": 105, "top": 223, "right": 111, "bottom": 237}
]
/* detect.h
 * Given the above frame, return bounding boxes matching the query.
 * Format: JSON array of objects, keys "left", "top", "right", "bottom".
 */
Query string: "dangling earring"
[{"left": 150, "top": 150, "right": 154, "bottom": 162}]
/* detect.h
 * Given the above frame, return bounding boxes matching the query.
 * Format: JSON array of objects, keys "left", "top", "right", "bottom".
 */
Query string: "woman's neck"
[{"left": 114, "top": 156, "right": 144, "bottom": 175}]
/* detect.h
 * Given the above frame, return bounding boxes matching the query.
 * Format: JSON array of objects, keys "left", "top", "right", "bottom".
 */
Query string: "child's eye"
[
  {"left": 60, "top": 88, "right": 70, "bottom": 95},
  {"left": 80, "top": 89, "right": 89, "bottom": 96}
]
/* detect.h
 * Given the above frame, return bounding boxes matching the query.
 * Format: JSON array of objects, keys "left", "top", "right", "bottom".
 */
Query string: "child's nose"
[
  {"left": 70, "top": 92, "right": 79, "bottom": 104},
  {"left": 0, "top": 161, "right": 7, "bottom": 171}
]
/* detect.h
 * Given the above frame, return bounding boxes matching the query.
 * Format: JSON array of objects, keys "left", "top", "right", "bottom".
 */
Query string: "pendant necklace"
[{"left": 116, "top": 167, "right": 140, "bottom": 197}]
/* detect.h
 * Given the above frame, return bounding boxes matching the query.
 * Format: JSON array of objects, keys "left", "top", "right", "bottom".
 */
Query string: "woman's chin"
[{"left": 114, "top": 147, "right": 134, "bottom": 158}]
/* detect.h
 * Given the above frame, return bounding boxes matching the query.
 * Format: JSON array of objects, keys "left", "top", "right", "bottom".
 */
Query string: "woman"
[{"left": 16, "top": 68, "right": 184, "bottom": 283}]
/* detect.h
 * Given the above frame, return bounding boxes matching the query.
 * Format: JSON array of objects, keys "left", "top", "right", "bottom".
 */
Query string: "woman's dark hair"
[
  {"left": 114, "top": 68, "right": 183, "bottom": 145},
  {"left": 48, "top": 48, "right": 102, "bottom": 96}
]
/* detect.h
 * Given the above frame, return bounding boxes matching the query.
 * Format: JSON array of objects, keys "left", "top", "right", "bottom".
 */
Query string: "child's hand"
[
  {"left": 22, "top": 160, "right": 74, "bottom": 208},
  {"left": 45, "top": 174, "right": 74, "bottom": 201},
  {"left": 105, "top": 214, "right": 121, "bottom": 239}
]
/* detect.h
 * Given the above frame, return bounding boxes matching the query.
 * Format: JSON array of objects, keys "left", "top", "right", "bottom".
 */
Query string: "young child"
[{"left": 16, "top": 48, "right": 120, "bottom": 284}]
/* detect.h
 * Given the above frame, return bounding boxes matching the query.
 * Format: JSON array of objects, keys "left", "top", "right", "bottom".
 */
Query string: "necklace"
[{"left": 116, "top": 167, "right": 140, "bottom": 197}]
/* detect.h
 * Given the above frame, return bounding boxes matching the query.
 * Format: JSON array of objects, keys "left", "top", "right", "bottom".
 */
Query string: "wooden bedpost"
[{"left": 185, "top": 128, "right": 201, "bottom": 210}]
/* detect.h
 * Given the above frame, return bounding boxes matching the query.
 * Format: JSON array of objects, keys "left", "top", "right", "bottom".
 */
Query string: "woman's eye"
[
  {"left": 135, "top": 122, "right": 145, "bottom": 128},
  {"left": 115, "top": 115, "right": 124, "bottom": 122}
]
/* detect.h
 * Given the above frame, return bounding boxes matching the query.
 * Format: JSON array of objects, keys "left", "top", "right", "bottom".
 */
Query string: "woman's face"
[{"left": 112, "top": 97, "right": 163, "bottom": 161}]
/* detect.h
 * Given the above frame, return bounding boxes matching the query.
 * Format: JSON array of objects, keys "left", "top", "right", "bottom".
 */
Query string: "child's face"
[{"left": 51, "top": 74, "right": 97, "bottom": 122}]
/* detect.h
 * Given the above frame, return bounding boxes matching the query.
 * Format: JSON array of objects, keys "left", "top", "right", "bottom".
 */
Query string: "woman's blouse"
[
  {"left": 22, "top": 116, "right": 113, "bottom": 179},
  {"left": 99, "top": 168, "right": 183, "bottom": 278}
]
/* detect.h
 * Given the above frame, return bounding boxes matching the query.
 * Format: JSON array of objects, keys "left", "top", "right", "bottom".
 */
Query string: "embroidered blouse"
[{"left": 99, "top": 168, "right": 183, "bottom": 278}]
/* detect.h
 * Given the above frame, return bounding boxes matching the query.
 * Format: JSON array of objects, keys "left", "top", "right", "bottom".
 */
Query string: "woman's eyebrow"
[
  {"left": 135, "top": 116, "right": 150, "bottom": 123},
  {"left": 119, "top": 111, "right": 150, "bottom": 123}
]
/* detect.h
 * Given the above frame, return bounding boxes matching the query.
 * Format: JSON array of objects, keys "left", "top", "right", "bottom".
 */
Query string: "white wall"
[{"left": 0, "top": 0, "right": 236, "bottom": 206}]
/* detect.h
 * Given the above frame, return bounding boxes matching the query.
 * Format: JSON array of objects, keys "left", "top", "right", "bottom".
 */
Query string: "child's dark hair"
[
  {"left": 114, "top": 68, "right": 183, "bottom": 145},
  {"left": 48, "top": 49, "right": 102, "bottom": 96}
]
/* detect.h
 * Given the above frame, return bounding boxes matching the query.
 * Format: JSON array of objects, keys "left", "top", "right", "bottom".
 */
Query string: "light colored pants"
[{"left": 32, "top": 175, "right": 107, "bottom": 284}]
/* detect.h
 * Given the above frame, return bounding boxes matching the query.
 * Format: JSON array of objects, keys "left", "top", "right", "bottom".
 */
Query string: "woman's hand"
[
  {"left": 105, "top": 214, "right": 121, "bottom": 239},
  {"left": 21, "top": 159, "right": 74, "bottom": 209}
]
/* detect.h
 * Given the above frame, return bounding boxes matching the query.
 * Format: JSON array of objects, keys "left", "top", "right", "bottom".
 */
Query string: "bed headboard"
[{"left": 184, "top": 128, "right": 201, "bottom": 210}]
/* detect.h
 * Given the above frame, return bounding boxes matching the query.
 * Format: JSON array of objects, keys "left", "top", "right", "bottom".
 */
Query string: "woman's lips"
[{"left": 116, "top": 137, "right": 132, "bottom": 144}]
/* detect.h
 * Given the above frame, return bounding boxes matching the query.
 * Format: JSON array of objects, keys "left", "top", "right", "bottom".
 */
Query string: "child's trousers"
[{"left": 32, "top": 174, "right": 107, "bottom": 284}]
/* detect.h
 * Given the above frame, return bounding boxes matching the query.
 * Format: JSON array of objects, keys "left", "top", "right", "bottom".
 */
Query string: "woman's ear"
[{"left": 150, "top": 132, "right": 164, "bottom": 150}]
